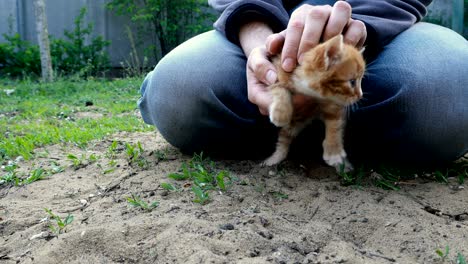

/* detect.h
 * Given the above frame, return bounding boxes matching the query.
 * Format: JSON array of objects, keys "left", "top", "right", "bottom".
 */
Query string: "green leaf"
[
  {"left": 161, "top": 182, "right": 177, "bottom": 191},
  {"left": 168, "top": 173, "right": 189, "bottom": 180},
  {"left": 150, "top": 201, "right": 160, "bottom": 208},
  {"left": 64, "top": 214, "right": 74, "bottom": 225},
  {"left": 216, "top": 171, "right": 227, "bottom": 191},
  {"left": 458, "top": 253, "right": 467, "bottom": 264},
  {"left": 192, "top": 186, "right": 209, "bottom": 204}
]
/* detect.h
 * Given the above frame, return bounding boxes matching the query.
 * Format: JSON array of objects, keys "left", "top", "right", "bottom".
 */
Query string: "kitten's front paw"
[
  {"left": 269, "top": 101, "right": 292, "bottom": 127},
  {"left": 262, "top": 152, "right": 287, "bottom": 167},
  {"left": 323, "top": 150, "right": 354, "bottom": 173}
]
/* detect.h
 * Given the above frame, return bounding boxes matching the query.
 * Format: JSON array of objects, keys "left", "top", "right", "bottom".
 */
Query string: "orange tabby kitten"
[{"left": 263, "top": 35, "right": 365, "bottom": 171}]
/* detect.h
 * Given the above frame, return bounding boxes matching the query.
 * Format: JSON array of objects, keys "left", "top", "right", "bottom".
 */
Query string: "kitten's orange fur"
[{"left": 263, "top": 35, "right": 365, "bottom": 171}]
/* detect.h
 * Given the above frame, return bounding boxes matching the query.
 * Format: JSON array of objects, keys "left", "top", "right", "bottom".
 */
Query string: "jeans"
[{"left": 138, "top": 22, "right": 468, "bottom": 164}]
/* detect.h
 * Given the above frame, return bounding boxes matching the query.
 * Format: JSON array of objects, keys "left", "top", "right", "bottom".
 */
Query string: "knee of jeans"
[{"left": 139, "top": 64, "right": 205, "bottom": 149}]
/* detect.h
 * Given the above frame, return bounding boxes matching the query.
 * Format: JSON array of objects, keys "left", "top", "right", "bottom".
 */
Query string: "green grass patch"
[
  {"left": 44, "top": 208, "right": 74, "bottom": 234},
  {"left": 167, "top": 153, "right": 232, "bottom": 204},
  {"left": 336, "top": 158, "right": 468, "bottom": 190},
  {"left": 126, "top": 194, "right": 159, "bottom": 211},
  {"left": 0, "top": 78, "right": 153, "bottom": 163}
]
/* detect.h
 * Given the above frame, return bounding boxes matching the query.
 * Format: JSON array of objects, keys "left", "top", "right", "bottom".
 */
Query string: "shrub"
[
  {"left": 0, "top": 7, "right": 110, "bottom": 78},
  {"left": 51, "top": 7, "right": 110, "bottom": 77},
  {"left": 0, "top": 33, "right": 41, "bottom": 78}
]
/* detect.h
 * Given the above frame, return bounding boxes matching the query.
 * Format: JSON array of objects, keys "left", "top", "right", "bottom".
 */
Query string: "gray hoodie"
[{"left": 208, "top": 0, "right": 432, "bottom": 58}]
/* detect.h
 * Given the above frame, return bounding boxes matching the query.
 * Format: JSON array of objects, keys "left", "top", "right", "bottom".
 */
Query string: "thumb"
[{"left": 248, "top": 47, "right": 278, "bottom": 85}]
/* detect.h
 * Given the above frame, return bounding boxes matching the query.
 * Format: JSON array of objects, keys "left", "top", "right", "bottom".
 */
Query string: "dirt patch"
[{"left": 0, "top": 131, "right": 466, "bottom": 263}]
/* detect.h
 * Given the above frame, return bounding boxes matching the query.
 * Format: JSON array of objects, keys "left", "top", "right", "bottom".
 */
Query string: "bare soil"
[{"left": 0, "top": 131, "right": 467, "bottom": 264}]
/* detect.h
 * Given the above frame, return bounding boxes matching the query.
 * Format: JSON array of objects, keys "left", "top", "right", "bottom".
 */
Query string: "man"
[{"left": 138, "top": 0, "right": 468, "bottom": 165}]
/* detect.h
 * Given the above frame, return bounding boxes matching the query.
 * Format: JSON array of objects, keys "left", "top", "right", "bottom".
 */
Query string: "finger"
[
  {"left": 281, "top": 11, "right": 306, "bottom": 72},
  {"left": 246, "top": 72, "right": 272, "bottom": 115},
  {"left": 248, "top": 47, "right": 277, "bottom": 85},
  {"left": 322, "top": 1, "right": 351, "bottom": 41},
  {"left": 266, "top": 31, "right": 286, "bottom": 55},
  {"left": 297, "top": 5, "right": 331, "bottom": 64},
  {"left": 343, "top": 19, "right": 367, "bottom": 48}
]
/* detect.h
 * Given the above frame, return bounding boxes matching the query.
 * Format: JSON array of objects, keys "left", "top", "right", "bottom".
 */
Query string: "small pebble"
[
  {"left": 219, "top": 223, "right": 234, "bottom": 230},
  {"left": 257, "top": 231, "right": 273, "bottom": 239},
  {"left": 30, "top": 232, "right": 48, "bottom": 240}
]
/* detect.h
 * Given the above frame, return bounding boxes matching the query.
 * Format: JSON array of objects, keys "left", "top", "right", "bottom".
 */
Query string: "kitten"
[{"left": 263, "top": 34, "right": 365, "bottom": 172}]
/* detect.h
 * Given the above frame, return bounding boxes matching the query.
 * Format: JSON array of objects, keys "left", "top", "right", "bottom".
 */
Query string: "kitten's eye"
[{"left": 349, "top": 79, "right": 357, "bottom": 88}]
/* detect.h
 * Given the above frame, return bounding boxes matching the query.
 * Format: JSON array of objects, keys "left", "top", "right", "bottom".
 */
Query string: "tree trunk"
[{"left": 33, "top": 0, "right": 53, "bottom": 81}]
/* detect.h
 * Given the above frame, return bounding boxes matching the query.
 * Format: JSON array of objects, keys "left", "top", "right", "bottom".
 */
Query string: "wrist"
[{"left": 239, "top": 21, "right": 273, "bottom": 57}]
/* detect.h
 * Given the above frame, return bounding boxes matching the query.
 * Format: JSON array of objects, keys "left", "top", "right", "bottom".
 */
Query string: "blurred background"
[{"left": 0, "top": 0, "right": 466, "bottom": 78}]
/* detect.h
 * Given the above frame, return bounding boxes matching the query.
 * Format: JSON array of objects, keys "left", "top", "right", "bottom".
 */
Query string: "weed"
[
  {"left": 337, "top": 165, "right": 365, "bottom": 187},
  {"left": 106, "top": 140, "right": 119, "bottom": 159},
  {"left": 44, "top": 208, "right": 74, "bottom": 234},
  {"left": 191, "top": 186, "right": 210, "bottom": 204},
  {"left": 67, "top": 154, "right": 85, "bottom": 169},
  {"left": 436, "top": 245, "right": 450, "bottom": 261},
  {"left": 1, "top": 164, "right": 49, "bottom": 186},
  {"left": 22, "top": 168, "right": 46, "bottom": 185},
  {"left": 458, "top": 253, "right": 467, "bottom": 264},
  {"left": 167, "top": 153, "right": 232, "bottom": 204},
  {"left": 435, "top": 245, "right": 467, "bottom": 264},
  {"left": 160, "top": 182, "right": 179, "bottom": 192},
  {"left": 270, "top": 191, "right": 288, "bottom": 200},
  {"left": 126, "top": 194, "right": 159, "bottom": 211},
  {"left": 125, "top": 142, "right": 148, "bottom": 168},
  {"left": 67, "top": 153, "right": 100, "bottom": 170},
  {"left": 49, "top": 161, "right": 64, "bottom": 174},
  {"left": 0, "top": 163, "right": 20, "bottom": 185},
  {"left": 154, "top": 149, "right": 168, "bottom": 161},
  {"left": 434, "top": 170, "right": 449, "bottom": 184}
]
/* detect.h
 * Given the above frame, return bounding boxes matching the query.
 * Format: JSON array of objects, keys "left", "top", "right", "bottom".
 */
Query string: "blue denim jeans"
[{"left": 138, "top": 23, "right": 468, "bottom": 164}]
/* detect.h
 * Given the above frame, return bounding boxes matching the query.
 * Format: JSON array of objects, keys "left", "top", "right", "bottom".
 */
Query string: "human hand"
[
  {"left": 246, "top": 46, "right": 276, "bottom": 115},
  {"left": 266, "top": 1, "right": 367, "bottom": 72},
  {"left": 246, "top": 46, "right": 312, "bottom": 116}
]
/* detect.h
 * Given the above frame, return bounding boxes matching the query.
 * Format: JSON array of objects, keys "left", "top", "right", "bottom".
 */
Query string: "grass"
[
  {"left": 44, "top": 208, "right": 74, "bottom": 234},
  {"left": 336, "top": 158, "right": 468, "bottom": 190},
  {"left": 0, "top": 77, "right": 152, "bottom": 163},
  {"left": 166, "top": 153, "right": 232, "bottom": 204},
  {"left": 126, "top": 194, "right": 159, "bottom": 211},
  {"left": 436, "top": 245, "right": 467, "bottom": 264},
  {"left": 124, "top": 142, "right": 148, "bottom": 168}
]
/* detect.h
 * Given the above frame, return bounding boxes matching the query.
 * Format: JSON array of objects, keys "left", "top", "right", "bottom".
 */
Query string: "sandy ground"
[{"left": 0, "top": 131, "right": 467, "bottom": 264}]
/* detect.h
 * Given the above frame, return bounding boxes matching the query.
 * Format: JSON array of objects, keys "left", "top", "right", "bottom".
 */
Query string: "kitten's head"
[{"left": 295, "top": 35, "right": 365, "bottom": 106}]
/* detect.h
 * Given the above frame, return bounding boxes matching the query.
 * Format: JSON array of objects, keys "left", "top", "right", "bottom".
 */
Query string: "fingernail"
[
  {"left": 282, "top": 58, "right": 295, "bottom": 72},
  {"left": 266, "top": 70, "right": 277, "bottom": 85}
]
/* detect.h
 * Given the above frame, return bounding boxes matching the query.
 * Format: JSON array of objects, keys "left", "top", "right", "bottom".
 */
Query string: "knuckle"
[
  {"left": 299, "top": 39, "right": 317, "bottom": 51},
  {"left": 289, "top": 19, "right": 304, "bottom": 30},
  {"left": 307, "top": 6, "right": 330, "bottom": 20}
]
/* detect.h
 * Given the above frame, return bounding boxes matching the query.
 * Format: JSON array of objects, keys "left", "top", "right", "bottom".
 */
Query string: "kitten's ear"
[{"left": 324, "top": 35, "right": 344, "bottom": 69}]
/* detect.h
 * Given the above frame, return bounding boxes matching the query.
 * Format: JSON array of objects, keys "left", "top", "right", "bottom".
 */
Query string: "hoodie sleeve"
[
  {"left": 208, "top": 0, "right": 290, "bottom": 45},
  {"left": 209, "top": 0, "right": 432, "bottom": 55},
  {"left": 348, "top": 0, "right": 432, "bottom": 57}
]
